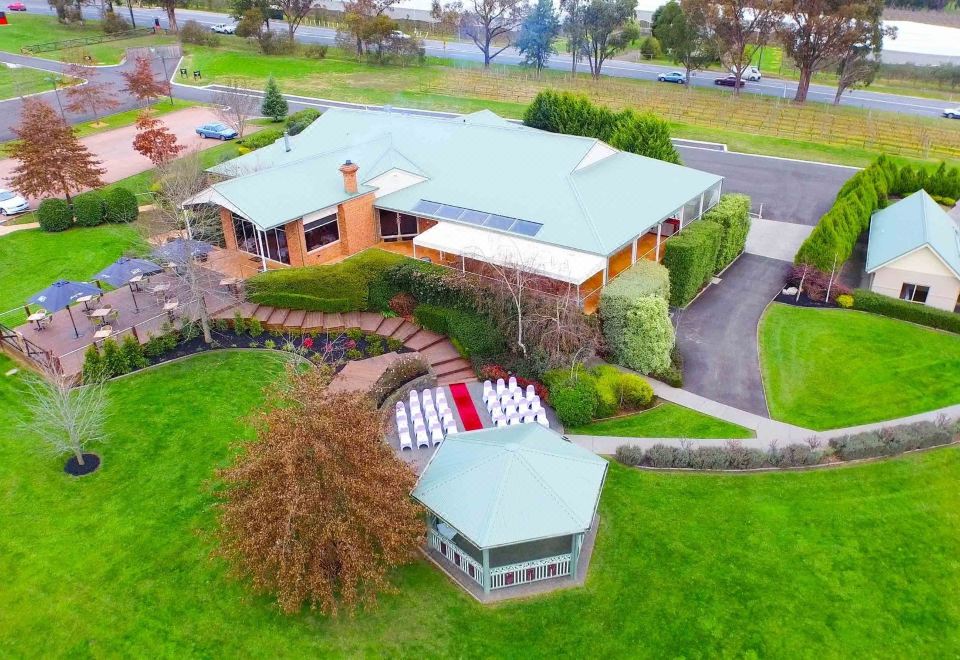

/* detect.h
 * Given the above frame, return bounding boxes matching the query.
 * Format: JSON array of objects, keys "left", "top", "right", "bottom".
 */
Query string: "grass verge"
[
  {"left": 760, "top": 303, "right": 960, "bottom": 430},
  {"left": 569, "top": 402, "right": 755, "bottom": 439}
]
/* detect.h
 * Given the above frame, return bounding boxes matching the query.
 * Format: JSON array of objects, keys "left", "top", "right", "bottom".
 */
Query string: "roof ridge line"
[
  {"left": 513, "top": 450, "right": 583, "bottom": 526},
  {"left": 567, "top": 174, "right": 607, "bottom": 254},
  {"left": 477, "top": 454, "right": 515, "bottom": 546}
]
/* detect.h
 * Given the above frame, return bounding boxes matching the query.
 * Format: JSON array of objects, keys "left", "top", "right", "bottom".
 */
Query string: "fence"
[
  {"left": 420, "top": 68, "right": 960, "bottom": 162},
  {"left": 427, "top": 528, "right": 485, "bottom": 587},
  {"left": 20, "top": 28, "right": 154, "bottom": 55}
]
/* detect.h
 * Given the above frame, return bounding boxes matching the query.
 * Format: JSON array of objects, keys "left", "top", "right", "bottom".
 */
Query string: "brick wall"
[
  {"left": 220, "top": 208, "right": 237, "bottom": 251},
  {"left": 338, "top": 192, "right": 378, "bottom": 255}
]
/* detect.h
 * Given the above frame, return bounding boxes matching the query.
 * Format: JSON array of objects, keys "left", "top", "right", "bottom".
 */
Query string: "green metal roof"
[
  {"left": 206, "top": 108, "right": 722, "bottom": 252},
  {"left": 411, "top": 425, "right": 607, "bottom": 549},
  {"left": 867, "top": 190, "right": 960, "bottom": 278}
]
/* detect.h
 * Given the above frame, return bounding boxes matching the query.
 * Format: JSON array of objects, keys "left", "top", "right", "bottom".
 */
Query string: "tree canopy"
[{"left": 516, "top": 0, "right": 561, "bottom": 75}]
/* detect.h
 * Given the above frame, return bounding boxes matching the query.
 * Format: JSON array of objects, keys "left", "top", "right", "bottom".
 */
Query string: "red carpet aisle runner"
[{"left": 448, "top": 383, "right": 483, "bottom": 431}]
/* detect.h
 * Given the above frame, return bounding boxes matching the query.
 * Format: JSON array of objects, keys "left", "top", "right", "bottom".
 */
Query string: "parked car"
[
  {"left": 714, "top": 75, "right": 746, "bottom": 88},
  {"left": 944, "top": 107, "right": 960, "bottom": 119},
  {"left": 211, "top": 23, "right": 236, "bottom": 34},
  {"left": 390, "top": 30, "right": 411, "bottom": 40},
  {"left": 732, "top": 65, "right": 762, "bottom": 81},
  {"left": 657, "top": 71, "right": 687, "bottom": 84},
  {"left": 0, "top": 189, "right": 30, "bottom": 216},
  {"left": 6, "top": 2, "right": 27, "bottom": 10},
  {"left": 195, "top": 122, "right": 238, "bottom": 140}
]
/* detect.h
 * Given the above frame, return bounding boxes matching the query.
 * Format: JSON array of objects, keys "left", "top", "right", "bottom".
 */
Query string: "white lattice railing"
[
  {"left": 489, "top": 554, "right": 571, "bottom": 590},
  {"left": 427, "top": 528, "right": 484, "bottom": 587}
]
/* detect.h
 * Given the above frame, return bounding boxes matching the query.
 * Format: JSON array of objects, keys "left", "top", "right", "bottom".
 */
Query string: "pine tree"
[
  {"left": 8, "top": 98, "right": 105, "bottom": 203},
  {"left": 261, "top": 75, "right": 288, "bottom": 122}
]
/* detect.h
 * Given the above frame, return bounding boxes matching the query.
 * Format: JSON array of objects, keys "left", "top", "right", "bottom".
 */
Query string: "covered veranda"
[{"left": 412, "top": 424, "right": 607, "bottom": 601}]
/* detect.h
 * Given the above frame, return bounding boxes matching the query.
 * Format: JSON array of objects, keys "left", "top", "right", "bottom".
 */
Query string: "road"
[{"left": 9, "top": 0, "right": 958, "bottom": 120}]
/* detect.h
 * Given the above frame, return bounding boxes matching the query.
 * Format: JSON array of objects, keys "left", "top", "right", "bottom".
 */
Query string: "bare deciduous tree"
[
  {"left": 213, "top": 79, "right": 261, "bottom": 138},
  {"left": 529, "top": 280, "right": 603, "bottom": 373},
  {"left": 461, "top": 0, "right": 524, "bottom": 68},
  {"left": 62, "top": 63, "right": 120, "bottom": 124},
  {"left": 21, "top": 366, "right": 109, "bottom": 469}
]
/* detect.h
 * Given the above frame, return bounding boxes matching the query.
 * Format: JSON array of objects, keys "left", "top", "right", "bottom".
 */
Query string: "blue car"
[
  {"left": 657, "top": 71, "right": 687, "bottom": 84},
  {"left": 195, "top": 122, "right": 238, "bottom": 140}
]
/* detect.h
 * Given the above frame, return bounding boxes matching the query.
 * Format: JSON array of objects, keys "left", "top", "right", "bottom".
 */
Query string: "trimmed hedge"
[
  {"left": 246, "top": 249, "right": 410, "bottom": 312},
  {"left": 602, "top": 258, "right": 670, "bottom": 300},
  {"left": 829, "top": 420, "right": 955, "bottom": 460},
  {"left": 615, "top": 442, "right": 823, "bottom": 470},
  {"left": 599, "top": 268, "right": 674, "bottom": 374},
  {"left": 414, "top": 303, "right": 503, "bottom": 360},
  {"left": 73, "top": 190, "right": 106, "bottom": 227},
  {"left": 37, "top": 198, "right": 72, "bottom": 232},
  {"left": 285, "top": 108, "right": 321, "bottom": 136},
  {"left": 549, "top": 377, "right": 599, "bottom": 427},
  {"left": 662, "top": 220, "right": 722, "bottom": 307},
  {"left": 545, "top": 364, "right": 653, "bottom": 426},
  {"left": 238, "top": 128, "right": 284, "bottom": 151},
  {"left": 853, "top": 289, "right": 960, "bottom": 334},
  {"left": 104, "top": 187, "right": 139, "bottom": 224},
  {"left": 702, "top": 193, "right": 751, "bottom": 271}
]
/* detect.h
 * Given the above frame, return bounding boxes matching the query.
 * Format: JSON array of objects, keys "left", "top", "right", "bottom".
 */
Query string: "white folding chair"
[
  {"left": 508, "top": 376, "right": 518, "bottom": 392},
  {"left": 416, "top": 428, "right": 430, "bottom": 448},
  {"left": 483, "top": 380, "right": 494, "bottom": 397},
  {"left": 438, "top": 400, "right": 451, "bottom": 416},
  {"left": 526, "top": 384, "right": 536, "bottom": 400},
  {"left": 522, "top": 413, "right": 536, "bottom": 424},
  {"left": 486, "top": 396, "right": 499, "bottom": 413},
  {"left": 494, "top": 417, "right": 507, "bottom": 428},
  {"left": 435, "top": 387, "right": 446, "bottom": 402},
  {"left": 413, "top": 417, "right": 426, "bottom": 433},
  {"left": 431, "top": 426, "right": 444, "bottom": 445},
  {"left": 505, "top": 403, "right": 517, "bottom": 418},
  {"left": 422, "top": 388, "right": 434, "bottom": 403},
  {"left": 517, "top": 402, "right": 529, "bottom": 417},
  {"left": 399, "top": 428, "right": 413, "bottom": 450},
  {"left": 536, "top": 412, "right": 549, "bottom": 427},
  {"left": 444, "top": 422, "right": 458, "bottom": 436},
  {"left": 496, "top": 378, "right": 506, "bottom": 395},
  {"left": 507, "top": 414, "right": 522, "bottom": 426}
]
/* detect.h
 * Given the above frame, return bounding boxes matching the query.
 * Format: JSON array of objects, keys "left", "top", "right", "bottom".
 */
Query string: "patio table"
[
  {"left": 93, "top": 326, "right": 112, "bottom": 340},
  {"left": 75, "top": 294, "right": 95, "bottom": 311},
  {"left": 89, "top": 308, "right": 113, "bottom": 326},
  {"left": 128, "top": 274, "right": 144, "bottom": 292},
  {"left": 26, "top": 312, "right": 47, "bottom": 331}
]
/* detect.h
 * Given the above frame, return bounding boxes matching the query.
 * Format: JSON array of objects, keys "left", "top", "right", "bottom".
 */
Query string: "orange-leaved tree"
[
  {"left": 62, "top": 63, "right": 120, "bottom": 124},
  {"left": 132, "top": 111, "right": 184, "bottom": 166},
  {"left": 121, "top": 56, "right": 171, "bottom": 107},
  {"left": 8, "top": 98, "right": 105, "bottom": 203},
  {"left": 215, "top": 366, "right": 424, "bottom": 615}
]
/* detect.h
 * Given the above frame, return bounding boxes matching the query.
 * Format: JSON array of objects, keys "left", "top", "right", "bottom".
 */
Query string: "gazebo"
[{"left": 412, "top": 424, "right": 607, "bottom": 595}]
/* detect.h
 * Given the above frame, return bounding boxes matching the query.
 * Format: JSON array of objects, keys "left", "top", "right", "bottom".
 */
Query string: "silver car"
[{"left": 0, "top": 188, "right": 29, "bottom": 216}]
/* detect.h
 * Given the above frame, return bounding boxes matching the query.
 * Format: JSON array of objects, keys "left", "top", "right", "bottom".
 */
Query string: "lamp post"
[
  {"left": 149, "top": 46, "right": 174, "bottom": 105},
  {"left": 45, "top": 75, "right": 66, "bottom": 121}
]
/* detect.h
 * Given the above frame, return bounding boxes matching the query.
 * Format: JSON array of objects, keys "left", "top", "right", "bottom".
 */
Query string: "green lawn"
[
  {"left": 0, "top": 225, "right": 143, "bottom": 327},
  {"left": 0, "top": 13, "right": 176, "bottom": 65},
  {"left": 569, "top": 402, "right": 755, "bottom": 439},
  {"left": 1, "top": 350, "right": 958, "bottom": 655},
  {"left": 0, "top": 63, "right": 77, "bottom": 100},
  {"left": 760, "top": 304, "right": 960, "bottom": 430}
]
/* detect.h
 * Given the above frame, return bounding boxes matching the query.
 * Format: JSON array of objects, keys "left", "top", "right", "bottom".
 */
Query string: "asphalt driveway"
[
  {"left": 678, "top": 147, "right": 856, "bottom": 225},
  {"left": 674, "top": 254, "right": 791, "bottom": 417}
]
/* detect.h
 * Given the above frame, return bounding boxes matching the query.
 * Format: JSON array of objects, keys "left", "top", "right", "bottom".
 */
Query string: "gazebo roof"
[{"left": 411, "top": 425, "right": 608, "bottom": 549}]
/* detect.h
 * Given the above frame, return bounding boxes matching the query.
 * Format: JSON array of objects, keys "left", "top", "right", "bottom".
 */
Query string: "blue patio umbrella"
[
  {"left": 28, "top": 280, "right": 103, "bottom": 338},
  {"left": 92, "top": 257, "right": 164, "bottom": 314},
  {"left": 152, "top": 238, "right": 213, "bottom": 264}
]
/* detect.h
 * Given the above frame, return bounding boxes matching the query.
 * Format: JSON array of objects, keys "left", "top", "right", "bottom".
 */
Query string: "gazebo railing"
[
  {"left": 489, "top": 553, "right": 572, "bottom": 590},
  {"left": 427, "top": 528, "right": 484, "bottom": 587}
]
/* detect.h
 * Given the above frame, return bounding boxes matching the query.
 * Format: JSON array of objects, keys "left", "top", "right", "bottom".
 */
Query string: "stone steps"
[
  {"left": 341, "top": 311, "right": 361, "bottom": 329},
  {"left": 404, "top": 328, "right": 445, "bottom": 351}
]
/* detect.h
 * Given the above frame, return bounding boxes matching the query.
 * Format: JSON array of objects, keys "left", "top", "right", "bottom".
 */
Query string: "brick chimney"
[{"left": 339, "top": 160, "right": 359, "bottom": 194}]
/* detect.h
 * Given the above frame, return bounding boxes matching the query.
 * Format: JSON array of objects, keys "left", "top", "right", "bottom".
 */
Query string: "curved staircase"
[{"left": 212, "top": 304, "right": 478, "bottom": 385}]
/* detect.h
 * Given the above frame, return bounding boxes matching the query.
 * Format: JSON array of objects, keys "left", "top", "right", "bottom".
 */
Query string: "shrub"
[
  {"left": 591, "top": 365, "right": 621, "bottom": 418},
  {"left": 388, "top": 292, "right": 417, "bottom": 317},
  {"left": 371, "top": 355, "right": 429, "bottom": 406},
  {"left": 248, "top": 317, "right": 264, "bottom": 337},
  {"left": 102, "top": 10, "right": 130, "bottom": 33},
  {"left": 103, "top": 187, "right": 139, "bottom": 223},
  {"left": 702, "top": 194, "right": 751, "bottom": 271},
  {"left": 37, "top": 198, "right": 72, "bottom": 232},
  {"left": 652, "top": 344, "right": 684, "bottom": 387},
  {"left": 239, "top": 128, "right": 284, "bottom": 151},
  {"left": 639, "top": 35, "right": 662, "bottom": 59},
  {"left": 387, "top": 337, "right": 403, "bottom": 352},
  {"left": 550, "top": 378, "right": 598, "bottom": 427},
  {"left": 285, "top": 108, "right": 321, "bottom": 136},
  {"left": 232, "top": 311, "right": 247, "bottom": 334},
  {"left": 446, "top": 309, "right": 503, "bottom": 360},
  {"left": 614, "top": 445, "right": 646, "bottom": 466},
  {"left": 142, "top": 334, "right": 166, "bottom": 358},
  {"left": 644, "top": 444, "right": 682, "bottom": 468},
  {"left": 852, "top": 289, "right": 960, "bottom": 334},
  {"left": 302, "top": 43, "right": 329, "bottom": 59},
  {"left": 72, "top": 190, "right": 105, "bottom": 227},
  {"left": 413, "top": 304, "right": 448, "bottom": 333},
  {"left": 836, "top": 294, "right": 853, "bottom": 308},
  {"left": 830, "top": 420, "right": 955, "bottom": 460},
  {"left": 786, "top": 264, "right": 851, "bottom": 303},
  {"left": 101, "top": 338, "right": 129, "bottom": 377},
  {"left": 662, "top": 220, "right": 722, "bottom": 307},
  {"left": 120, "top": 334, "right": 148, "bottom": 371},
  {"left": 179, "top": 19, "right": 220, "bottom": 45},
  {"left": 599, "top": 285, "right": 674, "bottom": 375},
  {"left": 618, "top": 371, "right": 655, "bottom": 409},
  {"left": 608, "top": 109, "right": 681, "bottom": 164},
  {"left": 82, "top": 344, "right": 106, "bottom": 383},
  {"left": 603, "top": 259, "right": 670, "bottom": 300},
  {"left": 345, "top": 348, "right": 363, "bottom": 360}
]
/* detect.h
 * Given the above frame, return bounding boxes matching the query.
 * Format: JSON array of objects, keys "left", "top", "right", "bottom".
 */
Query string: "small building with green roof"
[
  {"left": 411, "top": 424, "right": 607, "bottom": 597},
  {"left": 866, "top": 190, "right": 960, "bottom": 311}
]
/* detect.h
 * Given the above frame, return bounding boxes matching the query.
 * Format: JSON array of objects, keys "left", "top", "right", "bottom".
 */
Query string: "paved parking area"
[
  {"left": 745, "top": 218, "right": 813, "bottom": 261},
  {"left": 674, "top": 254, "right": 791, "bottom": 417}
]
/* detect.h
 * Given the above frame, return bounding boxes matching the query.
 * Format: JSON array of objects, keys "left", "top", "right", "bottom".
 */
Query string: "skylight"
[{"left": 411, "top": 200, "right": 543, "bottom": 237}]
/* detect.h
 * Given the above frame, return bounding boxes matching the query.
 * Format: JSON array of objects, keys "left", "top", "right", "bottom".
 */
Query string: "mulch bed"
[
  {"left": 64, "top": 453, "right": 101, "bottom": 477},
  {"left": 773, "top": 290, "right": 839, "bottom": 309}
]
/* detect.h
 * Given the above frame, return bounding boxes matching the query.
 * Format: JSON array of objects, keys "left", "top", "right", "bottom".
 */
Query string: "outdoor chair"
[
  {"left": 416, "top": 428, "right": 430, "bottom": 448},
  {"left": 505, "top": 404, "right": 517, "bottom": 418},
  {"left": 395, "top": 401, "right": 406, "bottom": 416},
  {"left": 526, "top": 384, "right": 536, "bottom": 400},
  {"left": 437, "top": 400, "right": 451, "bottom": 416},
  {"left": 399, "top": 428, "right": 413, "bottom": 451},
  {"left": 434, "top": 387, "right": 446, "bottom": 402},
  {"left": 441, "top": 411, "right": 454, "bottom": 426},
  {"left": 522, "top": 413, "right": 536, "bottom": 424},
  {"left": 496, "top": 378, "right": 506, "bottom": 395},
  {"left": 483, "top": 380, "right": 494, "bottom": 397},
  {"left": 37, "top": 314, "right": 53, "bottom": 330},
  {"left": 507, "top": 414, "right": 521, "bottom": 426},
  {"left": 536, "top": 412, "right": 549, "bottom": 427},
  {"left": 494, "top": 417, "right": 507, "bottom": 428},
  {"left": 413, "top": 417, "right": 426, "bottom": 434},
  {"left": 517, "top": 402, "right": 529, "bottom": 417},
  {"left": 508, "top": 376, "right": 518, "bottom": 392},
  {"left": 444, "top": 423, "right": 458, "bottom": 436},
  {"left": 431, "top": 426, "right": 444, "bottom": 446}
]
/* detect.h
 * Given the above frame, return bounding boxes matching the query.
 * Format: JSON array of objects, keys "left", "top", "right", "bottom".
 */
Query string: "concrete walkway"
[{"left": 0, "top": 221, "right": 38, "bottom": 236}]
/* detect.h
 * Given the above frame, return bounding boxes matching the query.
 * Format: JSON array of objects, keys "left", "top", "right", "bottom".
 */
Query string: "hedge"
[
  {"left": 853, "top": 289, "right": 960, "bottom": 334},
  {"left": 602, "top": 259, "right": 670, "bottom": 300},
  {"left": 599, "top": 276, "right": 674, "bottom": 375},
  {"left": 829, "top": 420, "right": 955, "bottom": 460},
  {"left": 285, "top": 108, "right": 321, "bottom": 136},
  {"left": 545, "top": 364, "right": 653, "bottom": 426},
  {"left": 238, "top": 128, "right": 284, "bottom": 151},
  {"left": 662, "top": 220, "right": 722, "bottom": 307},
  {"left": 414, "top": 303, "right": 503, "bottom": 360},
  {"left": 103, "top": 187, "right": 139, "bottom": 224},
  {"left": 549, "top": 377, "right": 599, "bottom": 427},
  {"left": 246, "top": 249, "right": 410, "bottom": 312},
  {"left": 615, "top": 442, "right": 822, "bottom": 470},
  {"left": 37, "top": 198, "right": 72, "bottom": 232},
  {"left": 73, "top": 190, "right": 106, "bottom": 227},
  {"left": 702, "top": 193, "right": 751, "bottom": 271}
]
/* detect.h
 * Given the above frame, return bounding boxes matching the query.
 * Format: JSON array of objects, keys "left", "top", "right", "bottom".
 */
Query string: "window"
[
  {"left": 230, "top": 213, "right": 290, "bottom": 265},
  {"left": 378, "top": 209, "right": 418, "bottom": 241},
  {"left": 304, "top": 213, "right": 339, "bottom": 252},
  {"left": 900, "top": 283, "right": 930, "bottom": 304}
]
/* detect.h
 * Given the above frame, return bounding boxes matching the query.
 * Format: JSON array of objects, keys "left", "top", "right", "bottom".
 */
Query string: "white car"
[
  {"left": 732, "top": 65, "right": 762, "bottom": 81},
  {"left": 211, "top": 23, "right": 236, "bottom": 34},
  {"left": 390, "top": 30, "right": 411, "bottom": 40},
  {"left": 944, "top": 107, "right": 960, "bottom": 119},
  {"left": 0, "top": 189, "right": 29, "bottom": 216}
]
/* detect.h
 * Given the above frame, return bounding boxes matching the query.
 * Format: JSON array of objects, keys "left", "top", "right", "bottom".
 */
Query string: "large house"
[
  {"left": 192, "top": 108, "right": 723, "bottom": 309},
  {"left": 866, "top": 190, "right": 960, "bottom": 312}
]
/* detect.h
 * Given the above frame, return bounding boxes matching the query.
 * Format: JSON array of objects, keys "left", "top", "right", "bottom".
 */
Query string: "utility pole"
[{"left": 46, "top": 76, "right": 66, "bottom": 121}]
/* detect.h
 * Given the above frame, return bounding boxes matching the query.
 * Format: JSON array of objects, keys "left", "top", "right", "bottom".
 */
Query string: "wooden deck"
[{"left": 212, "top": 305, "right": 477, "bottom": 385}]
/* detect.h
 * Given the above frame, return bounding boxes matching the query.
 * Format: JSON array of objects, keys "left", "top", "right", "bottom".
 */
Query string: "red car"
[{"left": 6, "top": 2, "right": 27, "bottom": 10}]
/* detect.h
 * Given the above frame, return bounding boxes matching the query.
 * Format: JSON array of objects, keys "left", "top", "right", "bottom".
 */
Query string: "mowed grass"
[
  {"left": 0, "top": 225, "right": 143, "bottom": 326},
  {"left": 0, "top": 64, "right": 76, "bottom": 100},
  {"left": 2, "top": 350, "right": 959, "bottom": 656},
  {"left": 0, "top": 13, "right": 176, "bottom": 64},
  {"left": 569, "top": 402, "right": 755, "bottom": 439},
  {"left": 760, "top": 304, "right": 960, "bottom": 430}
]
